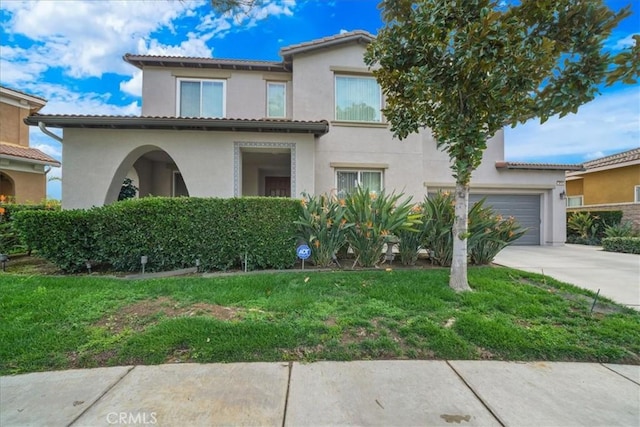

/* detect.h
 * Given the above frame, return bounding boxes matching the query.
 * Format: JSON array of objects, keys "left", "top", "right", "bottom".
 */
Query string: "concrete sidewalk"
[
  {"left": 494, "top": 244, "right": 640, "bottom": 310},
  {"left": 2, "top": 361, "right": 639, "bottom": 426}
]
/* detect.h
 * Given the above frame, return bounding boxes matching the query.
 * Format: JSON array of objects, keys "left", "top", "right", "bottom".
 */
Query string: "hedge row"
[
  {"left": 0, "top": 202, "right": 60, "bottom": 254},
  {"left": 13, "top": 197, "right": 300, "bottom": 273},
  {"left": 602, "top": 237, "right": 640, "bottom": 255}
]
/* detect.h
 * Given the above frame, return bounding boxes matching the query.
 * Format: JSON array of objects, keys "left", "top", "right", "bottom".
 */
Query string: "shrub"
[
  {"left": 602, "top": 237, "right": 640, "bottom": 254},
  {"left": 604, "top": 221, "right": 638, "bottom": 238},
  {"left": 14, "top": 197, "right": 300, "bottom": 273},
  {"left": 421, "top": 192, "right": 455, "bottom": 266},
  {"left": 467, "top": 199, "right": 527, "bottom": 265},
  {"left": 566, "top": 210, "right": 623, "bottom": 244},
  {"left": 396, "top": 205, "right": 426, "bottom": 266},
  {"left": 0, "top": 197, "right": 60, "bottom": 254},
  {"left": 295, "top": 192, "right": 353, "bottom": 267},
  {"left": 343, "top": 186, "right": 418, "bottom": 268},
  {"left": 421, "top": 192, "right": 527, "bottom": 266}
]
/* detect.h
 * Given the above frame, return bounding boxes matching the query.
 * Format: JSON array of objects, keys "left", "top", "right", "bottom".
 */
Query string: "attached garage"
[{"left": 470, "top": 194, "right": 541, "bottom": 245}]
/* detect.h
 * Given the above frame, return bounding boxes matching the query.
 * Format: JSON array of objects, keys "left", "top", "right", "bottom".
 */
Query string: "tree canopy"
[{"left": 365, "top": 0, "right": 636, "bottom": 291}]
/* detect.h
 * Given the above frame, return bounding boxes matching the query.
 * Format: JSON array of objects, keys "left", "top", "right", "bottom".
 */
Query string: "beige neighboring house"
[
  {"left": 1, "top": 85, "right": 61, "bottom": 204},
  {"left": 566, "top": 148, "right": 640, "bottom": 229},
  {"left": 25, "top": 31, "right": 579, "bottom": 245}
]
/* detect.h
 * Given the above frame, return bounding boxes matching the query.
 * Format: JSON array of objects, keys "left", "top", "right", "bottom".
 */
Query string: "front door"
[{"left": 265, "top": 176, "right": 290, "bottom": 197}]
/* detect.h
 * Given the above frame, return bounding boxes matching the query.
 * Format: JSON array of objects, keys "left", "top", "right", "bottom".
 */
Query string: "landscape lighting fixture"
[{"left": 141, "top": 255, "right": 148, "bottom": 274}]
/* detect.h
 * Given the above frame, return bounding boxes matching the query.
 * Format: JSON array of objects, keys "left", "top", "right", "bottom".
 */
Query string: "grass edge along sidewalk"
[{"left": 1, "top": 267, "right": 639, "bottom": 375}]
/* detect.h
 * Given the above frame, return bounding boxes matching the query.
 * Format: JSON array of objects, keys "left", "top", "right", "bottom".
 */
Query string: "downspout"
[{"left": 38, "top": 121, "right": 62, "bottom": 143}]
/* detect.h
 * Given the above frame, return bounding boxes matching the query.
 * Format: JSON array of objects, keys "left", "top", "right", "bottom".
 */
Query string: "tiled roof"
[
  {"left": 0, "top": 143, "right": 60, "bottom": 166},
  {"left": 280, "top": 30, "right": 375, "bottom": 57},
  {"left": 582, "top": 147, "right": 640, "bottom": 170},
  {"left": 123, "top": 54, "right": 287, "bottom": 72},
  {"left": 25, "top": 115, "right": 329, "bottom": 136},
  {"left": 495, "top": 161, "right": 584, "bottom": 171},
  {"left": 0, "top": 85, "right": 47, "bottom": 103}
]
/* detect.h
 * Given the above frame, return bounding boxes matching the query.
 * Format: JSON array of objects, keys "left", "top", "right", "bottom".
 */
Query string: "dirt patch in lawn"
[{"left": 95, "top": 297, "right": 242, "bottom": 334}]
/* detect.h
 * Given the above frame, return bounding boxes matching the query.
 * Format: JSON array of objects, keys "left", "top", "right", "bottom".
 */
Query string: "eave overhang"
[
  {"left": 25, "top": 115, "right": 330, "bottom": 137},
  {"left": 495, "top": 161, "right": 584, "bottom": 171}
]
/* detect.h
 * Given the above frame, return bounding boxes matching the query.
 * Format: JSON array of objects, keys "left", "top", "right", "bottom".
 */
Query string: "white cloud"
[
  {"left": 120, "top": 70, "right": 143, "bottom": 98},
  {"left": 339, "top": 29, "right": 349, "bottom": 34},
  {"left": 505, "top": 87, "right": 640, "bottom": 162},
  {"left": 32, "top": 143, "right": 61, "bottom": 159},
  {"left": 197, "top": 0, "right": 296, "bottom": 37},
  {"left": 613, "top": 33, "right": 638, "bottom": 50}
]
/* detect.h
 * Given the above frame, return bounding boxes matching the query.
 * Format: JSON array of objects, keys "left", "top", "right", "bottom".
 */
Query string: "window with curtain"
[
  {"left": 336, "top": 170, "right": 383, "bottom": 197},
  {"left": 335, "top": 75, "right": 381, "bottom": 122},
  {"left": 178, "top": 79, "right": 225, "bottom": 118},
  {"left": 267, "top": 82, "right": 286, "bottom": 118}
]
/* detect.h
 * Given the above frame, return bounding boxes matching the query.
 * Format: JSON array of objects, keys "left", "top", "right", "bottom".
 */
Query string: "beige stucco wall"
[
  {"left": 0, "top": 169, "right": 46, "bottom": 203},
  {"left": 578, "top": 165, "right": 639, "bottom": 205},
  {"left": 141, "top": 67, "right": 293, "bottom": 119},
  {"left": 0, "top": 103, "right": 30, "bottom": 147},
  {"left": 60, "top": 128, "right": 314, "bottom": 209}
]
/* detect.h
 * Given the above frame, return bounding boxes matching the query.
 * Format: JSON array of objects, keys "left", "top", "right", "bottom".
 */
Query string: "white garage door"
[{"left": 470, "top": 194, "right": 541, "bottom": 245}]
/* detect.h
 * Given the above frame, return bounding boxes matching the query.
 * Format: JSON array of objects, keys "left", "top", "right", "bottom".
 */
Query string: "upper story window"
[
  {"left": 335, "top": 75, "right": 382, "bottom": 123},
  {"left": 177, "top": 78, "right": 225, "bottom": 118},
  {"left": 635, "top": 185, "right": 640, "bottom": 203},
  {"left": 266, "top": 82, "right": 286, "bottom": 118}
]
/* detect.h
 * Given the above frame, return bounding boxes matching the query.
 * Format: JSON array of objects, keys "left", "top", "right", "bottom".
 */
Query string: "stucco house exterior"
[
  {"left": 1, "top": 85, "right": 60, "bottom": 203},
  {"left": 566, "top": 147, "right": 640, "bottom": 229},
  {"left": 25, "top": 31, "right": 578, "bottom": 245}
]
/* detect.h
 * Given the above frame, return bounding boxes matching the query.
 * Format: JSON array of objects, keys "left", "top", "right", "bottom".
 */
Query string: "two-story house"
[
  {"left": 1, "top": 85, "right": 61, "bottom": 203},
  {"left": 566, "top": 147, "right": 640, "bottom": 230},
  {"left": 26, "top": 31, "right": 578, "bottom": 245}
]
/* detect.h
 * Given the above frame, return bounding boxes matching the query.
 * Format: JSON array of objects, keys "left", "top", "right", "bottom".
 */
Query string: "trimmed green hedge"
[
  {"left": 13, "top": 197, "right": 300, "bottom": 273},
  {"left": 602, "top": 237, "right": 640, "bottom": 254},
  {"left": 0, "top": 203, "right": 60, "bottom": 254}
]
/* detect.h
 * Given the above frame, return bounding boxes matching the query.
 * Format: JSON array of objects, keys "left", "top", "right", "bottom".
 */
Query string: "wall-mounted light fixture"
[{"left": 559, "top": 191, "right": 566, "bottom": 200}]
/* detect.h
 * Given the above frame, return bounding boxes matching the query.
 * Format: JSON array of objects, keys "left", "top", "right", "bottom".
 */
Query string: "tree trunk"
[{"left": 449, "top": 181, "right": 471, "bottom": 292}]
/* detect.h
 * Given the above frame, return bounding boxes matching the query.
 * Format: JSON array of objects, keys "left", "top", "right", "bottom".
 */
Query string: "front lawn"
[{"left": 1, "top": 267, "right": 639, "bottom": 375}]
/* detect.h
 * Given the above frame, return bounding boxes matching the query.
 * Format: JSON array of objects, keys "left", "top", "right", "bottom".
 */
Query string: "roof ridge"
[
  {"left": 583, "top": 147, "right": 640, "bottom": 167},
  {"left": 0, "top": 85, "right": 47, "bottom": 103}
]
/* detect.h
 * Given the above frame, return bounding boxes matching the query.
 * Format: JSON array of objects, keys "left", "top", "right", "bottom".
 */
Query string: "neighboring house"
[
  {"left": 0, "top": 85, "right": 61, "bottom": 204},
  {"left": 566, "top": 148, "right": 640, "bottom": 229},
  {"left": 25, "top": 31, "right": 580, "bottom": 245}
]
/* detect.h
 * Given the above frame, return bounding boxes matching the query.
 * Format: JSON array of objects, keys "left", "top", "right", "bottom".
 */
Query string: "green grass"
[{"left": 1, "top": 267, "right": 639, "bottom": 375}]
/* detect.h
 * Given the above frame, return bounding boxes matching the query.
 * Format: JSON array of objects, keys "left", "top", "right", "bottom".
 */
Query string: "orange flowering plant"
[
  {"left": 343, "top": 186, "right": 420, "bottom": 268},
  {"left": 295, "top": 191, "right": 353, "bottom": 267}
]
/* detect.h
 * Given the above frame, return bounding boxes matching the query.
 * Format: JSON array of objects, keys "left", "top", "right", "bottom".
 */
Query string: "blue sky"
[{"left": 1, "top": 0, "right": 638, "bottom": 200}]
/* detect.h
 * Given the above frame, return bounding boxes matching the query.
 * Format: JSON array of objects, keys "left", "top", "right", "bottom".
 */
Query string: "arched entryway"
[
  {"left": 0, "top": 172, "right": 15, "bottom": 199},
  {"left": 105, "top": 145, "right": 190, "bottom": 205}
]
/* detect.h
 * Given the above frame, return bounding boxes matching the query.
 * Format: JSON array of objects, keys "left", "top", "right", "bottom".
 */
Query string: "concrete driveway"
[{"left": 494, "top": 244, "right": 640, "bottom": 310}]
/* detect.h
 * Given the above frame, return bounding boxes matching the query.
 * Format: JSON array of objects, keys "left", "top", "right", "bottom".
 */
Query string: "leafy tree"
[{"left": 365, "top": 0, "right": 635, "bottom": 291}]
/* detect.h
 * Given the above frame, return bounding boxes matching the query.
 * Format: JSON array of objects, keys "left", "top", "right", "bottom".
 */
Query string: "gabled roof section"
[
  {"left": 123, "top": 54, "right": 288, "bottom": 72},
  {"left": 495, "top": 161, "right": 584, "bottom": 171},
  {"left": 25, "top": 114, "right": 329, "bottom": 137},
  {"left": 280, "top": 30, "right": 375, "bottom": 59},
  {"left": 582, "top": 147, "right": 640, "bottom": 169},
  {"left": 0, "top": 143, "right": 60, "bottom": 167},
  {"left": 0, "top": 85, "right": 47, "bottom": 112}
]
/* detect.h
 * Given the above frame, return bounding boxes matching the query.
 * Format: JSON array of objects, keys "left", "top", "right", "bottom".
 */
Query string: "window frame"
[
  {"left": 176, "top": 77, "right": 226, "bottom": 118},
  {"left": 335, "top": 169, "right": 384, "bottom": 197},
  {"left": 266, "top": 81, "right": 287, "bottom": 118},
  {"left": 334, "top": 74, "right": 382, "bottom": 123},
  {"left": 635, "top": 185, "right": 640, "bottom": 203},
  {"left": 566, "top": 195, "right": 583, "bottom": 207}
]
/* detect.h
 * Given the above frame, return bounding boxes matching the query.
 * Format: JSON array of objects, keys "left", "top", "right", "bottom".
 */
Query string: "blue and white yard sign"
[{"left": 296, "top": 244, "right": 311, "bottom": 260}]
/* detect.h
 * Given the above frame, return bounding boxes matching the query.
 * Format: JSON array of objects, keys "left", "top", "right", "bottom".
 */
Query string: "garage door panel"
[{"left": 470, "top": 194, "right": 540, "bottom": 245}]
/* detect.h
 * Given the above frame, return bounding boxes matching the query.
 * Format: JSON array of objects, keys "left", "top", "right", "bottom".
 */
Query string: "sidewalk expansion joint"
[
  {"left": 445, "top": 361, "right": 506, "bottom": 427},
  {"left": 281, "top": 362, "right": 293, "bottom": 427},
  {"left": 600, "top": 363, "right": 640, "bottom": 386},
  {"left": 67, "top": 365, "right": 136, "bottom": 427}
]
